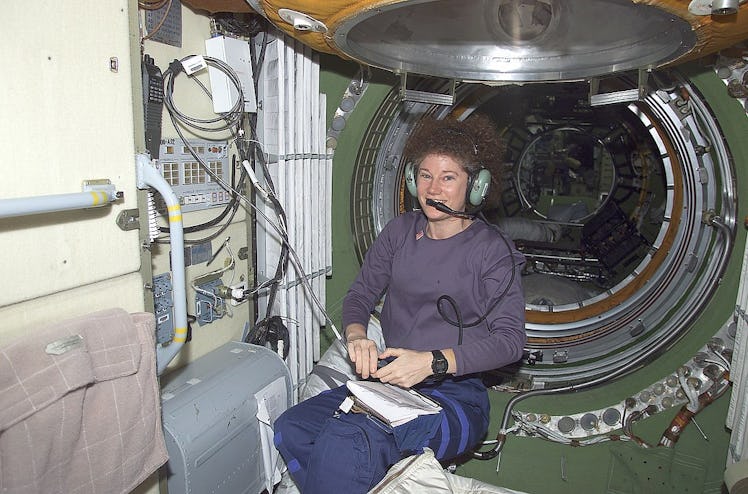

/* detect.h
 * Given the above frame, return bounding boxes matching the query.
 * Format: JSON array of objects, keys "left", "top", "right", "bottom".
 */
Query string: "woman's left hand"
[{"left": 373, "top": 348, "right": 433, "bottom": 388}]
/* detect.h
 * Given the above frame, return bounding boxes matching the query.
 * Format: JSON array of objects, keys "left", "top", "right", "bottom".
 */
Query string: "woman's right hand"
[{"left": 345, "top": 323, "right": 379, "bottom": 379}]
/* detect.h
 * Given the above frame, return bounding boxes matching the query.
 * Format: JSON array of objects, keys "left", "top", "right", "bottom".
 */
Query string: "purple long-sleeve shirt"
[{"left": 342, "top": 211, "right": 527, "bottom": 376}]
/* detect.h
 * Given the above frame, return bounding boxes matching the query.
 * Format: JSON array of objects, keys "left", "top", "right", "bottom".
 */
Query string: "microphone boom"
[{"left": 425, "top": 199, "right": 476, "bottom": 219}]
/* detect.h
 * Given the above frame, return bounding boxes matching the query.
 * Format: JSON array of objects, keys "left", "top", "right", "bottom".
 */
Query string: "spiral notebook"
[{"left": 341, "top": 380, "right": 442, "bottom": 427}]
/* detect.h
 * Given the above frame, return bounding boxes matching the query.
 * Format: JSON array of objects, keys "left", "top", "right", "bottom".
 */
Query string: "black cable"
[
  {"left": 251, "top": 137, "right": 289, "bottom": 315},
  {"left": 162, "top": 55, "right": 243, "bottom": 132},
  {"left": 157, "top": 204, "right": 240, "bottom": 245},
  {"left": 435, "top": 214, "right": 517, "bottom": 345},
  {"left": 154, "top": 34, "right": 293, "bottom": 331},
  {"left": 212, "top": 13, "right": 267, "bottom": 39},
  {"left": 248, "top": 33, "right": 276, "bottom": 196},
  {"left": 245, "top": 315, "right": 290, "bottom": 359},
  {"left": 157, "top": 54, "right": 248, "bottom": 244},
  {"left": 155, "top": 157, "right": 243, "bottom": 244},
  {"left": 162, "top": 56, "right": 243, "bottom": 183},
  {"left": 160, "top": 154, "right": 243, "bottom": 236},
  {"left": 240, "top": 31, "right": 290, "bottom": 332},
  {"left": 438, "top": 296, "right": 465, "bottom": 346},
  {"left": 264, "top": 213, "right": 289, "bottom": 312},
  {"left": 249, "top": 30, "right": 268, "bottom": 111}
]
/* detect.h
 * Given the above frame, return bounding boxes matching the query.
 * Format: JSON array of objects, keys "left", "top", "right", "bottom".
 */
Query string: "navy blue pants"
[{"left": 273, "top": 376, "right": 489, "bottom": 494}]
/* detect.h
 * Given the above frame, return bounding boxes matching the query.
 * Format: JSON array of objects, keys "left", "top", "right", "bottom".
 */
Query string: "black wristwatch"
[{"left": 431, "top": 350, "right": 449, "bottom": 377}]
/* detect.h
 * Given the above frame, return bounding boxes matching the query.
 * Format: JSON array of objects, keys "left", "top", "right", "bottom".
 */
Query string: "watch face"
[
  {"left": 435, "top": 359, "right": 448, "bottom": 374},
  {"left": 432, "top": 351, "right": 448, "bottom": 375}
]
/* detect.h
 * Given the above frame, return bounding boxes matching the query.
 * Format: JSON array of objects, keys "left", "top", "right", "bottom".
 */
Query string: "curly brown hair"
[
  {"left": 403, "top": 114, "right": 505, "bottom": 208},
  {"left": 403, "top": 114, "right": 505, "bottom": 176}
]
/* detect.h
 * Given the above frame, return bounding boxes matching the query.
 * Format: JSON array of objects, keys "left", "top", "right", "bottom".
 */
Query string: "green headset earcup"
[
  {"left": 468, "top": 168, "right": 491, "bottom": 206},
  {"left": 405, "top": 162, "right": 418, "bottom": 198}
]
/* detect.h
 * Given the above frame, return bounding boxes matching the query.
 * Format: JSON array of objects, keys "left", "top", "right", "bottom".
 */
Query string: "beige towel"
[{"left": 0, "top": 308, "right": 168, "bottom": 494}]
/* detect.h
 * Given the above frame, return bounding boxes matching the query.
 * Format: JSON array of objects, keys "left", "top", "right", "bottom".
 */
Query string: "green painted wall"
[
  {"left": 321, "top": 57, "right": 748, "bottom": 493},
  {"left": 321, "top": 54, "right": 396, "bottom": 349}
]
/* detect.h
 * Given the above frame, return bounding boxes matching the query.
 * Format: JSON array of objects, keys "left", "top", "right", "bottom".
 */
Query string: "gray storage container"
[{"left": 161, "top": 341, "right": 292, "bottom": 493}]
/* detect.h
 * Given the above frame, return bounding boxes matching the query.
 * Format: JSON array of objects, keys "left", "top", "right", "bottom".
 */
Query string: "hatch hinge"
[{"left": 589, "top": 69, "right": 649, "bottom": 107}]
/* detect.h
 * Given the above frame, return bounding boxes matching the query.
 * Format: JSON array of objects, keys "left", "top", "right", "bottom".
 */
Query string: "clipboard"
[{"left": 340, "top": 380, "right": 442, "bottom": 427}]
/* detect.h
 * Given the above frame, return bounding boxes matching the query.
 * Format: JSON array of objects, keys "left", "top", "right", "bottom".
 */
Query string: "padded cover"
[
  {"left": 0, "top": 308, "right": 167, "bottom": 494},
  {"left": 369, "top": 448, "right": 528, "bottom": 494}
]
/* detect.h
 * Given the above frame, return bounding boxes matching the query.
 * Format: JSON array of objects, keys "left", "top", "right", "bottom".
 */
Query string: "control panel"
[
  {"left": 152, "top": 272, "right": 175, "bottom": 344},
  {"left": 155, "top": 139, "right": 232, "bottom": 213}
]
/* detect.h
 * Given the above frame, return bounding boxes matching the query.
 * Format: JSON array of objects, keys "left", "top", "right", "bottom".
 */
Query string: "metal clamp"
[
  {"left": 589, "top": 69, "right": 649, "bottom": 107},
  {"left": 400, "top": 72, "right": 456, "bottom": 106}
]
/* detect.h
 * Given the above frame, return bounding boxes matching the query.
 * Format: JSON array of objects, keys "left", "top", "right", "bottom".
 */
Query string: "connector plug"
[{"left": 229, "top": 281, "right": 247, "bottom": 306}]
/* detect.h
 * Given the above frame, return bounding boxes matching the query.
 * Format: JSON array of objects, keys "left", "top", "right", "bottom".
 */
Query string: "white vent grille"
[{"left": 255, "top": 32, "right": 332, "bottom": 396}]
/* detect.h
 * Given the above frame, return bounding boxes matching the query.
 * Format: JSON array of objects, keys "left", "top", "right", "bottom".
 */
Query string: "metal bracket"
[
  {"left": 589, "top": 69, "right": 649, "bottom": 107},
  {"left": 326, "top": 65, "right": 371, "bottom": 150},
  {"left": 400, "top": 72, "right": 456, "bottom": 105},
  {"left": 82, "top": 178, "right": 118, "bottom": 197},
  {"left": 737, "top": 305, "right": 748, "bottom": 324},
  {"left": 278, "top": 8, "right": 328, "bottom": 33},
  {"left": 116, "top": 208, "right": 140, "bottom": 231}
]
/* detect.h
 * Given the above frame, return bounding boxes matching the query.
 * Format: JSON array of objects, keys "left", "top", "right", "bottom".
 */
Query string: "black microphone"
[{"left": 425, "top": 198, "right": 476, "bottom": 218}]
